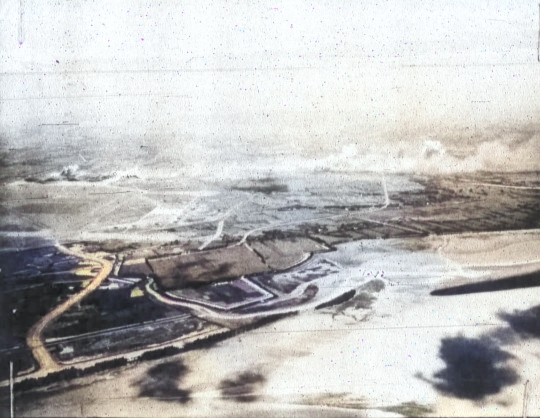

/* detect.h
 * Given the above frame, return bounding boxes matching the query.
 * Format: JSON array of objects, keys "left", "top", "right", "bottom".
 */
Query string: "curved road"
[{"left": 26, "top": 244, "right": 113, "bottom": 372}]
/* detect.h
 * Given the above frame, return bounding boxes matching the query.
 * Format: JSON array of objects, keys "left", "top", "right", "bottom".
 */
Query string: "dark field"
[
  {"left": 0, "top": 246, "right": 85, "bottom": 378},
  {"left": 149, "top": 245, "right": 268, "bottom": 290},
  {"left": 43, "top": 285, "right": 191, "bottom": 340}
]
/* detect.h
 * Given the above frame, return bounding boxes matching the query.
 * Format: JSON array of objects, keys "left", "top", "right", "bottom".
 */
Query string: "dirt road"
[{"left": 26, "top": 244, "right": 113, "bottom": 372}]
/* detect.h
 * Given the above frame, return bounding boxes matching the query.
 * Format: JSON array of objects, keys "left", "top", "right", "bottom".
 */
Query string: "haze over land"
[
  {"left": 1, "top": 0, "right": 539, "bottom": 180},
  {"left": 1, "top": 2, "right": 540, "bottom": 417}
]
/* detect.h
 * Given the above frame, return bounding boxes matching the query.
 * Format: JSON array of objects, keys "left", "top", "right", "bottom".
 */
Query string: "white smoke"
[{"left": 281, "top": 129, "right": 540, "bottom": 176}]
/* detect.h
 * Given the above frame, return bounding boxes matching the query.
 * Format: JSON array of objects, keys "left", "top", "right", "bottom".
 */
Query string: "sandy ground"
[{"left": 13, "top": 230, "right": 540, "bottom": 417}]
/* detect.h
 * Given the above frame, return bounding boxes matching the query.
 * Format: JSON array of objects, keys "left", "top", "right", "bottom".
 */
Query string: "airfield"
[{"left": 0, "top": 170, "right": 539, "bottom": 417}]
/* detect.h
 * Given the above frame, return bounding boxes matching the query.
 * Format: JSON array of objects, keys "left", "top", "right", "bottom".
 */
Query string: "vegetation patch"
[{"left": 382, "top": 401, "right": 434, "bottom": 417}]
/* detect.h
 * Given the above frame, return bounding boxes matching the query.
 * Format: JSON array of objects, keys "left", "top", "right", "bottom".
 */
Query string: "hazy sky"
[{"left": 1, "top": 0, "right": 539, "bottom": 173}]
